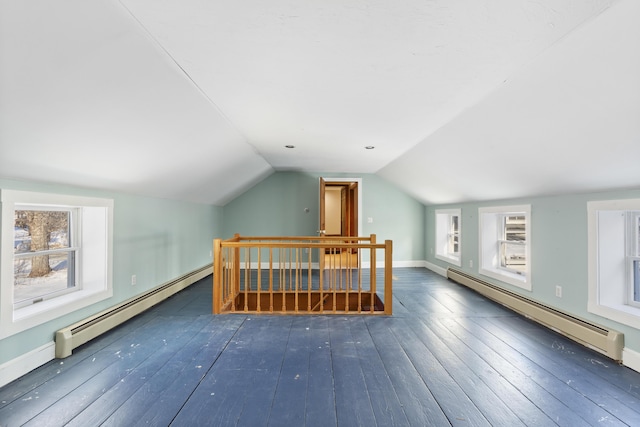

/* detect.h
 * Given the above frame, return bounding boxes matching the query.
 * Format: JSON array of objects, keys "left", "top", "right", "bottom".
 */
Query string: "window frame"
[
  {"left": 435, "top": 208, "right": 462, "bottom": 267},
  {"left": 627, "top": 212, "right": 640, "bottom": 309},
  {"left": 587, "top": 199, "right": 640, "bottom": 328},
  {"left": 479, "top": 205, "right": 531, "bottom": 290},
  {"left": 1, "top": 189, "right": 114, "bottom": 339},
  {"left": 13, "top": 205, "right": 80, "bottom": 309}
]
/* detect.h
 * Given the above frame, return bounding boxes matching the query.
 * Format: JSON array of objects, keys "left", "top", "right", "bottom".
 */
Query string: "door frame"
[{"left": 319, "top": 177, "right": 363, "bottom": 237}]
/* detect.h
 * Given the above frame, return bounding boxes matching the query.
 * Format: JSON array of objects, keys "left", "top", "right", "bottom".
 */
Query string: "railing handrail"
[
  {"left": 220, "top": 242, "right": 386, "bottom": 249},
  {"left": 222, "top": 235, "right": 374, "bottom": 242}
]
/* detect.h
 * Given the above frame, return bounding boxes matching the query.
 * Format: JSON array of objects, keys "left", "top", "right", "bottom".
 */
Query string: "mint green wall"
[
  {"left": 0, "top": 178, "right": 221, "bottom": 366},
  {"left": 425, "top": 188, "right": 640, "bottom": 354},
  {"left": 222, "top": 172, "right": 425, "bottom": 262}
]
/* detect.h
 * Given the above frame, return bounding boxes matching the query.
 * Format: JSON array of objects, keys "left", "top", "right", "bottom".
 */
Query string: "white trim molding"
[
  {"left": 623, "top": 347, "right": 640, "bottom": 374},
  {"left": 0, "top": 342, "right": 55, "bottom": 388}
]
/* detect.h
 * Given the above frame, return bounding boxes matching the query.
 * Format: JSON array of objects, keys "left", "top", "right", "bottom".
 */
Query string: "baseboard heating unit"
[
  {"left": 446, "top": 268, "right": 624, "bottom": 362},
  {"left": 55, "top": 264, "right": 212, "bottom": 358}
]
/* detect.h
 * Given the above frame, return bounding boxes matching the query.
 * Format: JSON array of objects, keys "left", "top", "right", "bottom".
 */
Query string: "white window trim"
[
  {"left": 478, "top": 204, "right": 531, "bottom": 290},
  {"left": 435, "top": 208, "right": 462, "bottom": 266},
  {"left": 13, "top": 205, "right": 79, "bottom": 309},
  {"left": 1, "top": 189, "right": 113, "bottom": 339},
  {"left": 588, "top": 199, "right": 640, "bottom": 328}
]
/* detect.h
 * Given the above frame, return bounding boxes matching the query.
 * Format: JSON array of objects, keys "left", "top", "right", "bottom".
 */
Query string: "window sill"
[
  {"left": 588, "top": 302, "right": 640, "bottom": 330},
  {"left": 2, "top": 286, "right": 112, "bottom": 339},
  {"left": 480, "top": 267, "right": 530, "bottom": 291},
  {"left": 435, "top": 254, "right": 461, "bottom": 267}
]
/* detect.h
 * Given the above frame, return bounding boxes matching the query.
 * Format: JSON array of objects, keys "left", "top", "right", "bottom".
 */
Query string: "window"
[
  {"left": 1, "top": 190, "right": 113, "bottom": 339},
  {"left": 479, "top": 205, "right": 531, "bottom": 290},
  {"left": 588, "top": 199, "right": 640, "bottom": 327},
  {"left": 629, "top": 212, "right": 640, "bottom": 308},
  {"left": 14, "top": 208, "right": 77, "bottom": 309},
  {"left": 499, "top": 215, "right": 526, "bottom": 274},
  {"left": 435, "top": 209, "right": 461, "bottom": 266}
]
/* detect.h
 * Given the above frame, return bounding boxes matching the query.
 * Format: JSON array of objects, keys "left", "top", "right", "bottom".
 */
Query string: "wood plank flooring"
[{"left": 2, "top": 268, "right": 640, "bottom": 426}]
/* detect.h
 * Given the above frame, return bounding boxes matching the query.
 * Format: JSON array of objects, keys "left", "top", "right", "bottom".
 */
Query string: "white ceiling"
[{"left": 1, "top": 0, "right": 638, "bottom": 205}]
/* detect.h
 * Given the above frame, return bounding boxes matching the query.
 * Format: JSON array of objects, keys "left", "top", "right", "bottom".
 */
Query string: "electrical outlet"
[
  {"left": 210, "top": 250, "right": 213, "bottom": 258},
  {"left": 131, "top": 274, "right": 137, "bottom": 286},
  {"left": 469, "top": 260, "right": 473, "bottom": 268},
  {"left": 555, "top": 285, "right": 562, "bottom": 298}
]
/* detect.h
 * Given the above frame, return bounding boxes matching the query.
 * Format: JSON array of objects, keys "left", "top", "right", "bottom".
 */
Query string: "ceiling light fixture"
[
  {"left": 365, "top": 146, "right": 375, "bottom": 149},
  {"left": 285, "top": 145, "right": 295, "bottom": 148}
]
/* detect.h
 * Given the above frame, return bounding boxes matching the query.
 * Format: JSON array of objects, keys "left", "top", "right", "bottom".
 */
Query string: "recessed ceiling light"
[
  {"left": 365, "top": 146, "right": 375, "bottom": 149},
  {"left": 285, "top": 145, "right": 295, "bottom": 148}
]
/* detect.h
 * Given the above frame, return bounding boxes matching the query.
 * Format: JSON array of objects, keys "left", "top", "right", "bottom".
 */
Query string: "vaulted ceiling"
[{"left": 1, "top": 0, "right": 638, "bottom": 205}]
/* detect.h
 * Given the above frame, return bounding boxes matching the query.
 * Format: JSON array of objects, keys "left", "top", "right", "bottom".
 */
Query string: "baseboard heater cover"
[
  {"left": 446, "top": 268, "right": 624, "bottom": 362},
  {"left": 55, "top": 264, "right": 212, "bottom": 358}
]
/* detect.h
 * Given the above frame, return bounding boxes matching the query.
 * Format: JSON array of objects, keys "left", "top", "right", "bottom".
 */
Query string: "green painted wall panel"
[
  {"left": 425, "top": 188, "right": 640, "bottom": 354},
  {"left": 0, "top": 178, "right": 221, "bottom": 366}
]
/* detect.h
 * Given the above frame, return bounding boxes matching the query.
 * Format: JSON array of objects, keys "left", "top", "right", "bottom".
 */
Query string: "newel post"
[
  {"left": 213, "top": 238, "right": 222, "bottom": 314},
  {"left": 384, "top": 239, "right": 393, "bottom": 315}
]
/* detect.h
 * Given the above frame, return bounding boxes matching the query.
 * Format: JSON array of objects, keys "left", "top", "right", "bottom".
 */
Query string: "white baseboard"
[
  {"left": 0, "top": 341, "right": 55, "bottom": 388},
  {"left": 623, "top": 347, "right": 640, "bottom": 373},
  {"left": 425, "top": 261, "right": 448, "bottom": 277}
]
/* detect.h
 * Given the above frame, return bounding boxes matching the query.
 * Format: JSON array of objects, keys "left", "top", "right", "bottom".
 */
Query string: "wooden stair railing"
[{"left": 213, "top": 234, "right": 392, "bottom": 315}]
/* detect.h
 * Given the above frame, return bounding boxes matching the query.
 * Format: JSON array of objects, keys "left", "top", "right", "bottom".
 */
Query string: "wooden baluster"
[
  {"left": 307, "top": 246, "right": 312, "bottom": 312},
  {"left": 319, "top": 244, "right": 324, "bottom": 312},
  {"left": 269, "top": 248, "right": 274, "bottom": 312},
  {"left": 257, "top": 247, "right": 262, "bottom": 313},
  {"left": 332, "top": 246, "right": 337, "bottom": 313},
  {"left": 343, "top": 243, "right": 349, "bottom": 312},
  {"left": 357, "top": 246, "right": 363, "bottom": 313},
  {"left": 281, "top": 247, "right": 286, "bottom": 312},
  {"left": 243, "top": 247, "right": 249, "bottom": 312},
  {"left": 294, "top": 247, "right": 299, "bottom": 313},
  {"left": 370, "top": 234, "right": 376, "bottom": 313}
]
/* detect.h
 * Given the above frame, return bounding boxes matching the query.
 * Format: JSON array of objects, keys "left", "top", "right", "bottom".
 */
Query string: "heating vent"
[
  {"left": 55, "top": 265, "right": 212, "bottom": 358},
  {"left": 447, "top": 268, "right": 624, "bottom": 362}
]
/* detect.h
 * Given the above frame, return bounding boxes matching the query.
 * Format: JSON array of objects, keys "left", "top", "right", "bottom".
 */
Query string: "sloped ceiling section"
[
  {"left": 1, "top": 0, "right": 637, "bottom": 206},
  {"left": 0, "top": 0, "right": 272, "bottom": 205},
  {"left": 379, "top": 0, "right": 640, "bottom": 204}
]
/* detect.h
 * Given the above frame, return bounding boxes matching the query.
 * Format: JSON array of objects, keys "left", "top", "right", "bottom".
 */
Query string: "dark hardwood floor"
[{"left": 2, "top": 268, "right": 640, "bottom": 426}]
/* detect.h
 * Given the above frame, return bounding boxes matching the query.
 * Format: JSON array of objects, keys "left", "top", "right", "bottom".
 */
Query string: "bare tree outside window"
[{"left": 14, "top": 209, "right": 74, "bottom": 305}]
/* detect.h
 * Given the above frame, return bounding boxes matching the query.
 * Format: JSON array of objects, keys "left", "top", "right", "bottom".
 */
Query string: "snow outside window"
[{"left": 0, "top": 190, "right": 113, "bottom": 339}]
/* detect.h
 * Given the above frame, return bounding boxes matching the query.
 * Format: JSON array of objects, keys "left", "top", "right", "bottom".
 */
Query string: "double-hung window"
[
  {"left": 13, "top": 207, "right": 78, "bottom": 309},
  {"left": 435, "top": 209, "right": 461, "bottom": 266},
  {"left": 588, "top": 199, "right": 640, "bottom": 327},
  {"left": 479, "top": 205, "right": 531, "bottom": 290},
  {"left": 499, "top": 214, "right": 526, "bottom": 274},
  {"left": 628, "top": 212, "right": 640, "bottom": 308},
  {"left": 1, "top": 190, "right": 113, "bottom": 339}
]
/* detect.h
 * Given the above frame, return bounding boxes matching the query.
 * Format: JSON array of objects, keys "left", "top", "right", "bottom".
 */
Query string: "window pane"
[
  {"left": 637, "top": 216, "right": 640, "bottom": 256},
  {"left": 504, "top": 215, "right": 526, "bottom": 241},
  {"left": 14, "top": 210, "right": 70, "bottom": 254},
  {"left": 634, "top": 260, "right": 640, "bottom": 303},
  {"left": 14, "top": 252, "right": 76, "bottom": 304},
  {"left": 500, "top": 242, "right": 526, "bottom": 272}
]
